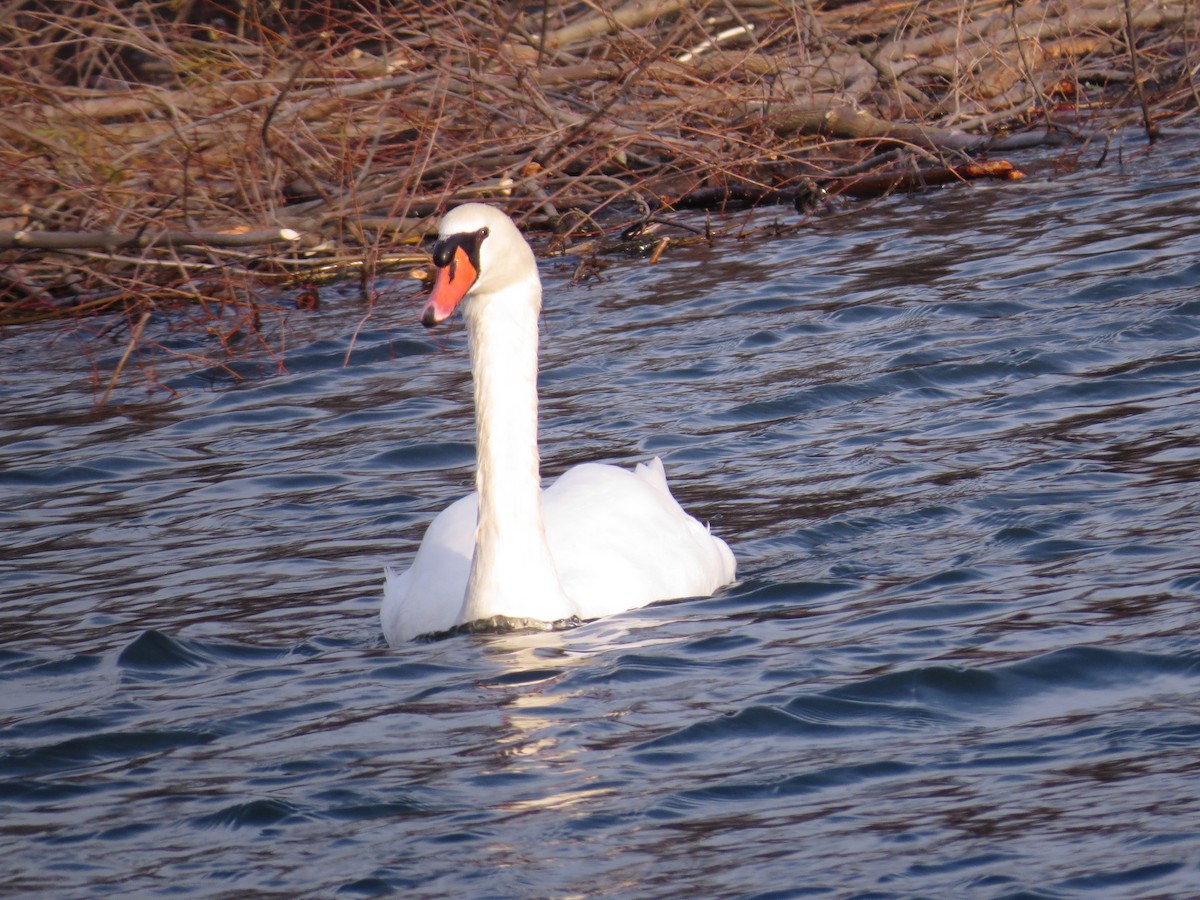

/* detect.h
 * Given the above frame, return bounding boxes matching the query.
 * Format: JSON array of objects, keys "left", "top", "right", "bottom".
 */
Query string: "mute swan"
[{"left": 381, "top": 203, "right": 735, "bottom": 645}]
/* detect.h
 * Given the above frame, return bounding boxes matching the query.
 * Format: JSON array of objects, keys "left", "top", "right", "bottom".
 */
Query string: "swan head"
[{"left": 422, "top": 204, "right": 539, "bottom": 328}]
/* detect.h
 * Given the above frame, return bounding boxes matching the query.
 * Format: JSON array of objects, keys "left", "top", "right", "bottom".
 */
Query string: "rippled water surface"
[{"left": 4, "top": 133, "right": 1200, "bottom": 897}]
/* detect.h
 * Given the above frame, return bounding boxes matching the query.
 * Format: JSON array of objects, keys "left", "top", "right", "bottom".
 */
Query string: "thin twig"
[
  {"left": 1122, "top": 0, "right": 1162, "bottom": 142},
  {"left": 99, "top": 307, "right": 151, "bottom": 406}
]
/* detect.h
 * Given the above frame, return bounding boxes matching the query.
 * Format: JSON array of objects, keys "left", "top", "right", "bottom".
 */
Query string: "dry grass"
[{"left": 1, "top": 0, "right": 1196, "bottom": 385}]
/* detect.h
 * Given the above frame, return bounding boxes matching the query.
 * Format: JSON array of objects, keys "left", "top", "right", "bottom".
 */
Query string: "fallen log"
[
  {"left": 668, "top": 159, "right": 1025, "bottom": 213},
  {"left": 768, "top": 102, "right": 1076, "bottom": 154},
  {"left": 769, "top": 103, "right": 986, "bottom": 152},
  {"left": 0, "top": 227, "right": 303, "bottom": 252},
  {"left": 827, "top": 159, "right": 1025, "bottom": 199}
]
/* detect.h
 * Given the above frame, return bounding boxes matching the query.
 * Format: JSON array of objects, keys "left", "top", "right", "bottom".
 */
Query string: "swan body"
[{"left": 382, "top": 203, "right": 735, "bottom": 645}]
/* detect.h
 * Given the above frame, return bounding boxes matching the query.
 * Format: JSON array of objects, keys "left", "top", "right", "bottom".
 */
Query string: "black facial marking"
[{"left": 431, "top": 226, "right": 489, "bottom": 272}]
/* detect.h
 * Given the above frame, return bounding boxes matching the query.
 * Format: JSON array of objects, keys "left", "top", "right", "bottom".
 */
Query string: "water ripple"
[{"left": 3, "top": 133, "right": 1200, "bottom": 896}]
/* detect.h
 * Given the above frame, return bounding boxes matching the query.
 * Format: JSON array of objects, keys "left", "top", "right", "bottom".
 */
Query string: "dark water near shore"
[{"left": 4, "top": 132, "right": 1200, "bottom": 897}]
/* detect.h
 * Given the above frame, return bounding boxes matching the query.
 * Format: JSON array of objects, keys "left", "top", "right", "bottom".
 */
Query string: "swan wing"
[
  {"left": 381, "top": 492, "right": 477, "bottom": 645},
  {"left": 542, "top": 458, "right": 735, "bottom": 620}
]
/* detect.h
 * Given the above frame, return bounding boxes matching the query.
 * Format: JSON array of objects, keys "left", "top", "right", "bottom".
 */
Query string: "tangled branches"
[{"left": 1, "top": 0, "right": 1196, "bottom": 334}]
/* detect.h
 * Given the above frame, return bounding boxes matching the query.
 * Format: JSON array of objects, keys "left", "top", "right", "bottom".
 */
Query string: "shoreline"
[{"left": 1, "top": 1, "right": 1195, "bottom": 385}]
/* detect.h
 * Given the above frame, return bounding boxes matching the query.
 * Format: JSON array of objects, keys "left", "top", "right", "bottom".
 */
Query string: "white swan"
[{"left": 381, "top": 203, "right": 735, "bottom": 645}]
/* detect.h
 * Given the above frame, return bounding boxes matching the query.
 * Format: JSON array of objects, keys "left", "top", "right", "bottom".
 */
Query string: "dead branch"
[
  {"left": 536, "top": 0, "right": 696, "bottom": 52},
  {"left": 767, "top": 103, "right": 985, "bottom": 151},
  {"left": 0, "top": 228, "right": 303, "bottom": 252},
  {"left": 831, "top": 159, "right": 1025, "bottom": 198}
]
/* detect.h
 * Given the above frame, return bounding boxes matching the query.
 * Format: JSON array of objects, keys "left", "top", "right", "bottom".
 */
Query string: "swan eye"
[{"left": 477, "top": 227, "right": 490, "bottom": 240}]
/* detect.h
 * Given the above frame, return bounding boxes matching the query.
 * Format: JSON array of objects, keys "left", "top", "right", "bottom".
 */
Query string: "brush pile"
[{"left": 2, "top": 0, "right": 1197, "bottom": 328}]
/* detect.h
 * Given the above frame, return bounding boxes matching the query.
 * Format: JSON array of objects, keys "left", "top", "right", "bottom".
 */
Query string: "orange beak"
[{"left": 422, "top": 246, "right": 478, "bottom": 328}]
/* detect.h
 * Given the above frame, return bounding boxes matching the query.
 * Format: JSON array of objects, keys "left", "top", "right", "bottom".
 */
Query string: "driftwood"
[
  {"left": 0, "top": 228, "right": 301, "bottom": 252},
  {"left": 830, "top": 160, "right": 1025, "bottom": 198},
  {"left": 671, "top": 159, "right": 1025, "bottom": 212},
  {"left": 770, "top": 105, "right": 987, "bottom": 152},
  {"left": 765, "top": 104, "right": 1081, "bottom": 158}
]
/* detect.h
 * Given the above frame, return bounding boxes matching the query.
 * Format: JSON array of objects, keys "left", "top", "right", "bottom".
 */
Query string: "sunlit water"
[{"left": 3, "top": 132, "right": 1200, "bottom": 897}]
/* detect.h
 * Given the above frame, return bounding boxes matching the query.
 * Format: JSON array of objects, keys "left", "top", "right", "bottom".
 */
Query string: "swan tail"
[
  {"left": 634, "top": 456, "right": 737, "bottom": 586},
  {"left": 634, "top": 456, "right": 672, "bottom": 497}
]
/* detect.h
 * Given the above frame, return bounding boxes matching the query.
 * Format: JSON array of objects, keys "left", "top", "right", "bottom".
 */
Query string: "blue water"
[{"left": 3, "top": 131, "right": 1200, "bottom": 897}]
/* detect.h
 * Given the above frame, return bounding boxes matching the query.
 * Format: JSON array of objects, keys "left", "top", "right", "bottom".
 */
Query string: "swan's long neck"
[{"left": 459, "top": 277, "right": 570, "bottom": 623}]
